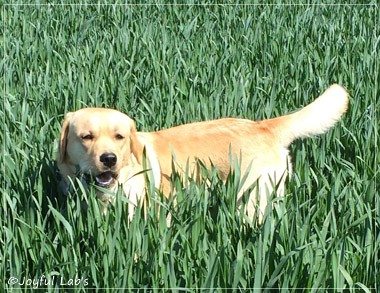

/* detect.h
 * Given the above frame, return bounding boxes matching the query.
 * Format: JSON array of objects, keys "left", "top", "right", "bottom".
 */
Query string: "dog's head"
[{"left": 57, "top": 108, "right": 144, "bottom": 189}]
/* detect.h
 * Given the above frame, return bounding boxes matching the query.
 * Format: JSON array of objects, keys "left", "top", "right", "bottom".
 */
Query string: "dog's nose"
[{"left": 100, "top": 153, "right": 117, "bottom": 168}]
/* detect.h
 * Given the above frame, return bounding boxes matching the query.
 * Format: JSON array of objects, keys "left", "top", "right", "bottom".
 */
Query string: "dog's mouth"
[
  {"left": 84, "top": 171, "right": 117, "bottom": 188},
  {"left": 95, "top": 171, "right": 117, "bottom": 187}
]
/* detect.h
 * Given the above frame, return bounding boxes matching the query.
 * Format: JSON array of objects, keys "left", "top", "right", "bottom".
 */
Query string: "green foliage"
[{"left": 2, "top": 3, "right": 378, "bottom": 292}]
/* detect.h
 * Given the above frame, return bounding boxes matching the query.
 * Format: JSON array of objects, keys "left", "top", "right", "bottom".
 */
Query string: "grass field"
[{"left": 2, "top": 2, "right": 379, "bottom": 292}]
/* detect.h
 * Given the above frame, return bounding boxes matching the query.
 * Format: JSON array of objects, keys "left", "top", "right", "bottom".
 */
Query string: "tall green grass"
[{"left": 2, "top": 3, "right": 378, "bottom": 292}]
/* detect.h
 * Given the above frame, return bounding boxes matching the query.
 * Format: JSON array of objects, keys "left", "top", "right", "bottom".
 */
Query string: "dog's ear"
[
  {"left": 57, "top": 112, "right": 73, "bottom": 163},
  {"left": 129, "top": 119, "right": 144, "bottom": 164}
]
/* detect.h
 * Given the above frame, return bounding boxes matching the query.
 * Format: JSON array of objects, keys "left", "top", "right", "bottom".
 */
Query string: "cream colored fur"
[{"left": 57, "top": 84, "right": 348, "bottom": 221}]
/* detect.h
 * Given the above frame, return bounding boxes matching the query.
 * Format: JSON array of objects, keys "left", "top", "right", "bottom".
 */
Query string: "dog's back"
[{"left": 139, "top": 84, "right": 349, "bottom": 220}]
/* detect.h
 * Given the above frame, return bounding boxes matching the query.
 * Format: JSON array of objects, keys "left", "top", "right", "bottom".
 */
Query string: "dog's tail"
[{"left": 269, "top": 84, "right": 349, "bottom": 147}]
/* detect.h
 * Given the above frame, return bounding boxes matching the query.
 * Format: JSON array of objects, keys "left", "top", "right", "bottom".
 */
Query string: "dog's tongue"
[{"left": 95, "top": 171, "right": 115, "bottom": 187}]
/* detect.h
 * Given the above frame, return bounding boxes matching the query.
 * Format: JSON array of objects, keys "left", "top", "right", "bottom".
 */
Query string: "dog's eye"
[
  {"left": 81, "top": 134, "right": 94, "bottom": 140},
  {"left": 115, "top": 134, "right": 124, "bottom": 140}
]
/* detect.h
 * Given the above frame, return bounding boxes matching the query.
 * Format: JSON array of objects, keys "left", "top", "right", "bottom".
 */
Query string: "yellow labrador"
[{"left": 57, "top": 84, "right": 348, "bottom": 220}]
